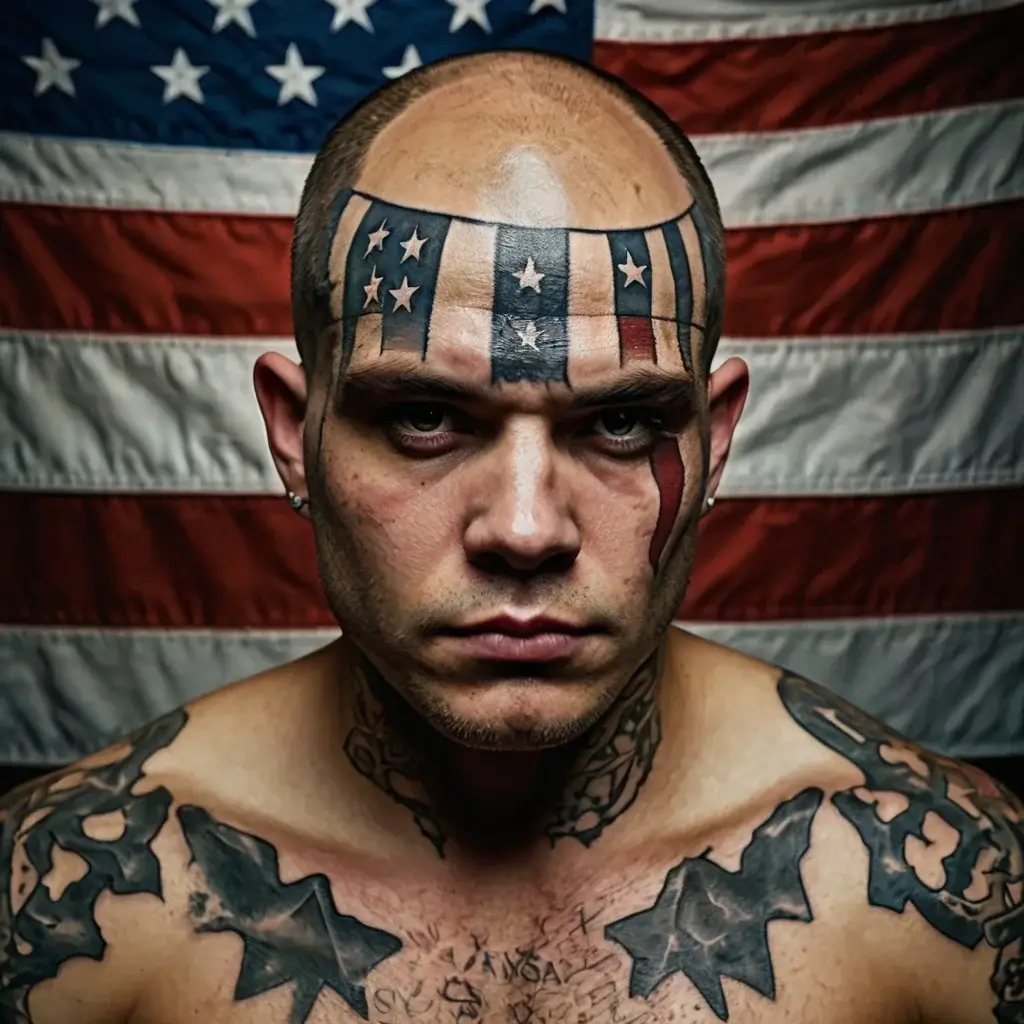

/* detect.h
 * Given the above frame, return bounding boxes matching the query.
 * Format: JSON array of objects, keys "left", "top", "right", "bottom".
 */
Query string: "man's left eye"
[{"left": 596, "top": 410, "right": 659, "bottom": 438}]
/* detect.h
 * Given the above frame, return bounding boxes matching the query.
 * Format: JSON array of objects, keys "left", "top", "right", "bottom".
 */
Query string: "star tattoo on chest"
[
  {"left": 604, "top": 787, "right": 822, "bottom": 1020},
  {"left": 177, "top": 805, "right": 403, "bottom": 1022}
]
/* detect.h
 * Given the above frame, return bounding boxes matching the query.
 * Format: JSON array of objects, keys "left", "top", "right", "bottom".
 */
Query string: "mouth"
[{"left": 432, "top": 615, "right": 606, "bottom": 662}]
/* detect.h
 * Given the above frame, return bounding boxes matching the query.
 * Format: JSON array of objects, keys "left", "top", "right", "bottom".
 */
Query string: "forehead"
[{"left": 325, "top": 189, "right": 715, "bottom": 388}]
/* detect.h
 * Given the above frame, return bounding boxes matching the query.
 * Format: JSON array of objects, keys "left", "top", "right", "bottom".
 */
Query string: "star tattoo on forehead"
[
  {"left": 618, "top": 249, "right": 647, "bottom": 288},
  {"left": 389, "top": 276, "right": 419, "bottom": 313},
  {"left": 363, "top": 266, "right": 383, "bottom": 309},
  {"left": 515, "top": 321, "right": 543, "bottom": 350},
  {"left": 399, "top": 227, "right": 428, "bottom": 263},
  {"left": 513, "top": 256, "right": 544, "bottom": 292},
  {"left": 364, "top": 218, "right": 390, "bottom": 257}
]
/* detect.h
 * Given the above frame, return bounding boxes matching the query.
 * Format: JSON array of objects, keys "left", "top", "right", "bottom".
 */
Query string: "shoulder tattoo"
[
  {"left": 778, "top": 669, "right": 1024, "bottom": 1021},
  {"left": 0, "top": 710, "right": 187, "bottom": 1023}
]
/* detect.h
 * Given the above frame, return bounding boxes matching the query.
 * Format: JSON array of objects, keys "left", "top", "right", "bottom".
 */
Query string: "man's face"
[{"left": 265, "top": 106, "right": 744, "bottom": 750}]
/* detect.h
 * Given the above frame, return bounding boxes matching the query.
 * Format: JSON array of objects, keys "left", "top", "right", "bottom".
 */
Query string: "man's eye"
[
  {"left": 596, "top": 409, "right": 662, "bottom": 439},
  {"left": 394, "top": 403, "right": 448, "bottom": 433},
  {"left": 598, "top": 410, "right": 640, "bottom": 437}
]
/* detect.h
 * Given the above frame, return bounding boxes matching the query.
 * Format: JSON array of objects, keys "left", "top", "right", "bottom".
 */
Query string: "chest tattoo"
[{"left": 179, "top": 806, "right": 404, "bottom": 1022}]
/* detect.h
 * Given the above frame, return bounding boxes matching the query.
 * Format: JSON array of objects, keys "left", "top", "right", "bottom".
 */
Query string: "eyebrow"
[{"left": 340, "top": 366, "right": 697, "bottom": 412}]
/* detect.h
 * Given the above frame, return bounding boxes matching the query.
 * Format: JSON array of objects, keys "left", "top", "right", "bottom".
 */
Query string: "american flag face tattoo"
[{"left": 322, "top": 187, "right": 718, "bottom": 573}]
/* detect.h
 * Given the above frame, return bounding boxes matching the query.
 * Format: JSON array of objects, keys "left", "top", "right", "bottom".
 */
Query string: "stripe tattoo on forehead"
[{"left": 323, "top": 188, "right": 713, "bottom": 383}]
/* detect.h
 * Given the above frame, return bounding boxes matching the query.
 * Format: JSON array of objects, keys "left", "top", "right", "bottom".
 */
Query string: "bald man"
[{"left": 2, "top": 51, "right": 1021, "bottom": 1024}]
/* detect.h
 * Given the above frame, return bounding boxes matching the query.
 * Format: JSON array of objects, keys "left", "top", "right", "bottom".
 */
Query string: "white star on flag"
[
  {"left": 389, "top": 277, "right": 420, "bottom": 313},
  {"left": 400, "top": 228, "right": 428, "bottom": 263},
  {"left": 513, "top": 257, "right": 544, "bottom": 293},
  {"left": 516, "top": 322, "right": 544, "bottom": 350},
  {"left": 266, "top": 44, "right": 325, "bottom": 107},
  {"left": 447, "top": 0, "right": 492, "bottom": 33},
  {"left": 529, "top": 0, "right": 566, "bottom": 12},
  {"left": 363, "top": 266, "right": 383, "bottom": 308},
  {"left": 383, "top": 44, "right": 422, "bottom": 79},
  {"left": 364, "top": 220, "right": 390, "bottom": 256},
  {"left": 22, "top": 38, "right": 80, "bottom": 98},
  {"left": 208, "top": 0, "right": 259, "bottom": 38},
  {"left": 151, "top": 49, "right": 209, "bottom": 105},
  {"left": 92, "top": 0, "right": 141, "bottom": 28},
  {"left": 324, "top": 0, "right": 376, "bottom": 32},
  {"left": 617, "top": 250, "right": 647, "bottom": 288}
]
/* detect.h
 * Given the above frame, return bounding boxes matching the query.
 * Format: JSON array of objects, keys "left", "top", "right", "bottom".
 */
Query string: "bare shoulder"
[
  {"left": 768, "top": 667, "right": 1024, "bottom": 1023},
  {"left": 0, "top": 709, "right": 195, "bottom": 1023},
  {"left": 0, "top": 648, "right": 349, "bottom": 1024}
]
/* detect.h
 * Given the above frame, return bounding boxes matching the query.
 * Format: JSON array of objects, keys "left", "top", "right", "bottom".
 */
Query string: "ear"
[
  {"left": 705, "top": 356, "right": 749, "bottom": 498},
  {"left": 253, "top": 351, "right": 309, "bottom": 510}
]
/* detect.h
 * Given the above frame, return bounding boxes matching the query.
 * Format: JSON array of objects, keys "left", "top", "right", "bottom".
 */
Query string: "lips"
[{"left": 434, "top": 615, "right": 600, "bottom": 662}]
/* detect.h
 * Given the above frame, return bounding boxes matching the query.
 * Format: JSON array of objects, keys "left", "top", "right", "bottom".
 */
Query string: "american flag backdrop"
[{"left": 0, "top": 0, "right": 1021, "bottom": 767}]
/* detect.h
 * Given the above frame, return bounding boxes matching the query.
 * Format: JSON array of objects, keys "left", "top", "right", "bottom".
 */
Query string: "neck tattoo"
[{"left": 342, "top": 654, "right": 663, "bottom": 859}]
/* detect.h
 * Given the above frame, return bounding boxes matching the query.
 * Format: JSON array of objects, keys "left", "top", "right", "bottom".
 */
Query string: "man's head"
[{"left": 256, "top": 50, "right": 748, "bottom": 751}]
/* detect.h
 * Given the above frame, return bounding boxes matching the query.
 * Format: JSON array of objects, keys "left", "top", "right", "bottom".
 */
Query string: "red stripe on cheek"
[
  {"left": 648, "top": 439, "right": 685, "bottom": 568},
  {"left": 618, "top": 315, "right": 657, "bottom": 363}
]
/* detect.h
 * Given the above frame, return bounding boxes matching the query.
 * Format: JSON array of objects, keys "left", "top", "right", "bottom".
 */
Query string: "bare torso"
[{"left": 2, "top": 632, "right": 1013, "bottom": 1024}]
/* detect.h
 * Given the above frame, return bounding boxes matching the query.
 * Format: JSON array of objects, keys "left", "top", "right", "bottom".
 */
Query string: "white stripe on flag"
[
  {"left": 3, "top": 329, "right": 1021, "bottom": 496},
  {"left": 595, "top": 0, "right": 1019, "bottom": 41},
  {"left": 686, "top": 615, "right": 1024, "bottom": 759},
  {"left": 2, "top": 616, "right": 1021, "bottom": 763},
  {"left": 3, "top": 101, "right": 1021, "bottom": 226},
  {"left": 695, "top": 102, "right": 1024, "bottom": 227}
]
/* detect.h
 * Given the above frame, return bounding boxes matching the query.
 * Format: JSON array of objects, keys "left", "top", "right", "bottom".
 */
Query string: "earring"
[
  {"left": 702, "top": 493, "right": 716, "bottom": 516},
  {"left": 287, "top": 491, "right": 308, "bottom": 512}
]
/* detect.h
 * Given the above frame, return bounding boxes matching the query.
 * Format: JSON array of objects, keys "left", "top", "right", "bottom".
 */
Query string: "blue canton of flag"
[{"left": 1, "top": 0, "right": 595, "bottom": 153}]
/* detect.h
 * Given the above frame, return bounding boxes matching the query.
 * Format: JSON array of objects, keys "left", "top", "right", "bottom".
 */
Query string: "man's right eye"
[{"left": 392, "top": 403, "right": 448, "bottom": 433}]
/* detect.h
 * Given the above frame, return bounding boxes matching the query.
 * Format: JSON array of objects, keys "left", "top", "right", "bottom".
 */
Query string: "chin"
[{"left": 409, "top": 676, "right": 614, "bottom": 751}]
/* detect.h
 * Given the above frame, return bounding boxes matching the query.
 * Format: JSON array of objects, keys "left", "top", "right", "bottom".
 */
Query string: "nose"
[{"left": 463, "top": 418, "right": 581, "bottom": 577}]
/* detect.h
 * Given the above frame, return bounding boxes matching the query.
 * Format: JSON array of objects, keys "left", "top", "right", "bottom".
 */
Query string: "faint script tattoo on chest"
[
  {"left": 179, "top": 805, "right": 403, "bottom": 1022},
  {"left": 0, "top": 710, "right": 186, "bottom": 1024},
  {"left": 778, "top": 670, "right": 1024, "bottom": 1022}
]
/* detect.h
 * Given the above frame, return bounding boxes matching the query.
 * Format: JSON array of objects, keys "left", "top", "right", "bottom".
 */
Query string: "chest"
[{"left": 139, "top": 865, "right": 899, "bottom": 1024}]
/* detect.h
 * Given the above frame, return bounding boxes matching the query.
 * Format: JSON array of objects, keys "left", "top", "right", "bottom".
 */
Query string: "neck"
[{"left": 340, "top": 647, "right": 663, "bottom": 859}]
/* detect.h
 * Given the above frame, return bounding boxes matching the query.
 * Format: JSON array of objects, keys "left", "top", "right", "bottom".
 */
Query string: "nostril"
[{"left": 469, "top": 548, "right": 577, "bottom": 578}]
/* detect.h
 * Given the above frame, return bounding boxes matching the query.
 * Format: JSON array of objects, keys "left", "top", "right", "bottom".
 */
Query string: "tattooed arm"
[
  {"left": 1, "top": 712, "right": 188, "bottom": 1023},
  {"left": 777, "top": 671, "right": 1024, "bottom": 1023}
]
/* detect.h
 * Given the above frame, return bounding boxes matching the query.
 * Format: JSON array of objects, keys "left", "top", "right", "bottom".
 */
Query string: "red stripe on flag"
[
  {"left": 3, "top": 204, "right": 1021, "bottom": 337},
  {"left": 0, "top": 205, "right": 292, "bottom": 337},
  {"left": 618, "top": 315, "right": 657, "bottom": 362},
  {"left": 681, "top": 490, "right": 1024, "bottom": 622},
  {"left": 0, "top": 491, "right": 1019, "bottom": 629},
  {"left": 594, "top": 4, "right": 1024, "bottom": 133},
  {"left": 724, "top": 203, "right": 1024, "bottom": 337}
]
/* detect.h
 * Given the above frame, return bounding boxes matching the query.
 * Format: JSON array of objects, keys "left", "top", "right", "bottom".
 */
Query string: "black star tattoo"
[
  {"left": 178, "top": 805, "right": 403, "bottom": 1022},
  {"left": 604, "top": 787, "right": 822, "bottom": 1020}
]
